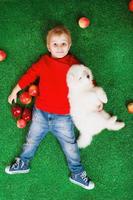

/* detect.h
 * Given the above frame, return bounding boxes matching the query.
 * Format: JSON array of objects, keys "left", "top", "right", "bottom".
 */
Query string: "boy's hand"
[
  {"left": 8, "top": 92, "right": 17, "bottom": 104},
  {"left": 8, "top": 84, "right": 21, "bottom": 104}
]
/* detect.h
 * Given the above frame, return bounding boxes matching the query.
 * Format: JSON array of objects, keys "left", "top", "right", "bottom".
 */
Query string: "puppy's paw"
[
  {"left": 115, "top": 122, "right": 125, "bottom": 130},
  {"left": 108, "top": 121, "right": 125, "bottom": 131},
  {"left": 110, "top": 116, "right": 117, "bottom": 123},
  {"left": 77, "top": 139, "right": 89, "bottom": 148},
  {"left": 77, "top": 136, "right": 92, "bottom": 148},
  {"left": 77, "top": 139, "right": 84, "bottom": 148}
]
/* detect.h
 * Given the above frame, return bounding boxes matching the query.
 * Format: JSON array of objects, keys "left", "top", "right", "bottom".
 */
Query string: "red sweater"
[{"left": 18, "top": 54, "right": 79, "bottom": 114}]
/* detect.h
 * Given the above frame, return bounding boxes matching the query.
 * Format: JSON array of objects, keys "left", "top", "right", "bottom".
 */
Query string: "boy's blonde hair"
[{"left": 46, "top": 26, "right": 72, "bottom": 45}]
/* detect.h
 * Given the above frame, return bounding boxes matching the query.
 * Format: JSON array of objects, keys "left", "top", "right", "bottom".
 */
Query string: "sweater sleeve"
[
  {"left": 18, "top": 56, "right": 44, "bottom": 89},
  {"left": 70, "top": 55, "right": 80, "bottom": 65}
]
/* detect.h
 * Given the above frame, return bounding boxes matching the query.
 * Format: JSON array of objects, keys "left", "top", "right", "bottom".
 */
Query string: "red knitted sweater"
[{"left": 18, "top": 54, "right": 79, "bottom": 114}]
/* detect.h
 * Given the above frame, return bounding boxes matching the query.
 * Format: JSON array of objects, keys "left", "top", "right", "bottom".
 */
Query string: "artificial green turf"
[{"left": 0, "top": 0, "right": 133, "bottom": 199}]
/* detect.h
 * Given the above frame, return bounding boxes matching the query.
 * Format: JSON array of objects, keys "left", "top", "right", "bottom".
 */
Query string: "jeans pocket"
[{"left": 32, "top": 107, "right": 45, "bottom": 123}]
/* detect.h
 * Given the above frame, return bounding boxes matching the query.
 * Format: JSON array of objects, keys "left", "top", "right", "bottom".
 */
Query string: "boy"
[{"left": 5, "top": 26, "right": 95, "bottom": 190}]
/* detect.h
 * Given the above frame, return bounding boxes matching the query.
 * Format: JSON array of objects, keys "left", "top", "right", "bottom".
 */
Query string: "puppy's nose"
[{"left": 87, "top": 75, "right": 90, "bottom": 78}]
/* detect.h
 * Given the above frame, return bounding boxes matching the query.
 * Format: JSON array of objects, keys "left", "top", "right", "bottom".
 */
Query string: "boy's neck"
[{"left": 50, "top": 53, "right": 69, "bottom": 59}]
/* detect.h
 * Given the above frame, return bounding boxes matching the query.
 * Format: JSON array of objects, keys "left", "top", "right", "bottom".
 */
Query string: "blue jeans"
[{"left": 20, "top": 107, "right": 84, "bottom": 174}]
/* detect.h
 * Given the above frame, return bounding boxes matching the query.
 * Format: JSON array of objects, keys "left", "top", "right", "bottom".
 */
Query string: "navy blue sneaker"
[
  {"left": 5, "top": 158, "right": 30, "bottom": 174},
  {"left": 69, "top": 171, "right": 95, "bottom": 190}
]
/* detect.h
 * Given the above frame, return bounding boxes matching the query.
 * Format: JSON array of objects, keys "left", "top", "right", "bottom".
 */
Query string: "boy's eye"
[
  {"left": 62, "top": 43, "right": 67, "bottom": 46},
  {"left": 53, "top": 43, "right": 57, "bottom": 46}
]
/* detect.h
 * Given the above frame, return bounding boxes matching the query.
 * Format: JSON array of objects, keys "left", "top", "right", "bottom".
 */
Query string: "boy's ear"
[{"left": 47, "top": 44, "right": 50, "bottom": 52}]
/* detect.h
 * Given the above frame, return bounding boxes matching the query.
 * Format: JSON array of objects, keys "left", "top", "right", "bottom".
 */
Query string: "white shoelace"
[
  {"left": 80, "top": 171, "right": 88, "bottom": 183},
  {"left": 11, "top": 158, "right": 24, "bottom": 169}
]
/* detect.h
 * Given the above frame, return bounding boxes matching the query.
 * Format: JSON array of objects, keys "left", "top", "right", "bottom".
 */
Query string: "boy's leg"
[
  {"left": 52, "top": 114, "right": 84, "bottom": 173},
  {"left": 52, "top": 114, "right": 95, "bottom": 190},
  {"left": 5, "top": 107, "right": 49, "bottom": 174},
  {"left": 20, "top": 108, "right": 49, "bottom": 162}
]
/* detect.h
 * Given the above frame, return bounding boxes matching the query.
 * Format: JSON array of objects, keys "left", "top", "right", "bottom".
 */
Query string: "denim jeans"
[{"left": 20, "top": 107, "right": 84, "bottom": 174}]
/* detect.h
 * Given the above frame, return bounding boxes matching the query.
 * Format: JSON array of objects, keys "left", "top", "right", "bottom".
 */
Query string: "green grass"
[{"left": 0, "top": 0, "right": 133, "bottom": 199}]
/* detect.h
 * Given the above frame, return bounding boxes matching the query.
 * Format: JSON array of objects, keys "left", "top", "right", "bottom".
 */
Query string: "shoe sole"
[
  {"left": 69, "top": 177, "right": 95, "bottom": 190},
  {"left": 5, "top": 166, "right": 30, "bottom": 175}
]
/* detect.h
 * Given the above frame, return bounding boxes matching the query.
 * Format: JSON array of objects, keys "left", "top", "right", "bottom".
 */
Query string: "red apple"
[
  {"left": 19, "top": 92, "right": 32, "bottom": 105},
  {"left": 22, "top": 108, "right": 32, "bottom": 122},
  {"left": 127, "top": 102, "right": 133, "bottom": 113},
  {"left": 17, "top": 119, "right": 27, "bottom": 128},
  {"left": 78, "top": 17, "right": 90, "bottom": 28},
  {"left": 28, "top": 84, "right": 39, "bottom": 96},
  {"left": 11, "top": 105, "right": 22, "bottom": 118},
  {"left": 129, "top": 0, "right": 133, "bottom": 12},
  {"left": 0, "top": 50, "right": 7, "bottom": 61}
]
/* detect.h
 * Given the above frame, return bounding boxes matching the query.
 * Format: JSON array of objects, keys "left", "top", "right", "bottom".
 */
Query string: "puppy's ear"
[{"left": 68, "top": 73, "right": 74, "bottom": 80}]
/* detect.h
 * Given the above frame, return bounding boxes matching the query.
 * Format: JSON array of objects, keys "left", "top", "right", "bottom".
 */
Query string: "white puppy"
[{"left": 67, "top": 64, "right": 125, "bottom": 148}]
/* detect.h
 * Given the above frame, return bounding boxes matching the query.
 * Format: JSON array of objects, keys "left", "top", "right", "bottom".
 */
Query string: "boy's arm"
[
  {"left": 8, "top": 55, "right": 44, "bottom": 104},
  {"left": 18, "top": 56, "right": 44, "bottom": 89}
]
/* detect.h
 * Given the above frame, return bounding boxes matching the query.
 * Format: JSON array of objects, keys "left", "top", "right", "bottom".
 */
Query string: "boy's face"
[{"left": 47, "top": 33, "right": 71, "bottom": 58}]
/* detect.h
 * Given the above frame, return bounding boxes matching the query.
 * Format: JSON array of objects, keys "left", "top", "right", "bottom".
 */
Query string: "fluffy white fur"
[{"left": 67, "top": 64, "right": 125, "bottom": 148}]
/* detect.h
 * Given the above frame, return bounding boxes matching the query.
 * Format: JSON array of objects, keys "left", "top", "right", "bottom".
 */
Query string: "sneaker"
[
  {"left": 69, "top": 171, "right": 95, "bottom": 190},
  {"left": 5, "top": 158, "right": 30, "bottom": 174}
]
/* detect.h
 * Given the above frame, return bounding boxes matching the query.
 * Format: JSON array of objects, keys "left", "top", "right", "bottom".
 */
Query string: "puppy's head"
[{"left": 67, "top": 64, "right": 94, "bottom": 90}]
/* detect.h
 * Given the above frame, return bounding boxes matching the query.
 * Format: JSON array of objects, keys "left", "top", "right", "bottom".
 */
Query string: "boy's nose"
[
  {"left": 57, "top": 45, "right": 62, "bottom": 50},
  {"left": 56, "top": 47, "right": 63, "bottom": 52}
]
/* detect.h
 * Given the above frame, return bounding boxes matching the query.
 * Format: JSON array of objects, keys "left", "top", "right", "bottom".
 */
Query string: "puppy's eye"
[
  {"left": 87, "top": 75, "right": 90, "bottom": 78},
  {"left": 79, "top": 77, "right": 82, "bottom": 80}
]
